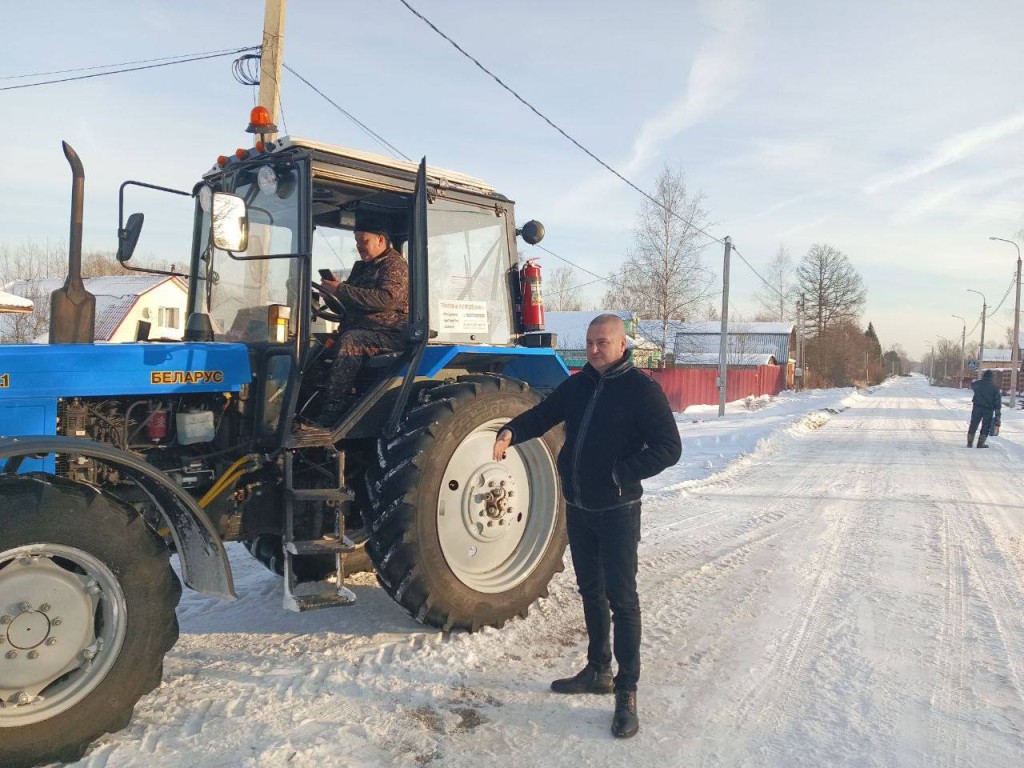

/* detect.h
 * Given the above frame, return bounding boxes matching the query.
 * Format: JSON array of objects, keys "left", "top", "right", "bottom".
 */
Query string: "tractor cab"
[{"left": 118, "top": 124, "right": 538, "bottom": 444}]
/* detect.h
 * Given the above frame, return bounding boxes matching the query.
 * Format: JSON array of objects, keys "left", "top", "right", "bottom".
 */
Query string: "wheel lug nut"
[
  {"left": 52, "top": 618, "right": 62, "bottom": 626},
  {"left": 82, "top": 648, "right": 97, "bottom": 661},
  {"left": 499, "top": 519, "right": 505, "bottom": 525},
  {"left": 18, "top": 602, "right": 32, "bottom": 613},
  {"left": 6, "top": 650, "right": 17, "bottom": 659},
  {"left": 487, "top": 521, "right": 494, "bottom": 527},
  {"left": 46, "top": 638, "right": 57, "bottom": 646},
  {"left": 14, "top": 691, "right": 31, "bottom": 705},
  {"left": 27, "top": 651, "right": 39, "bottom": 660},
  {"left": 0, "top": 615, "right": 11, "bottom": 625},
  {"left": 508, "top": 491, "right": 514, "bottom": 497},
  {"left": 39, "top": 604, "right": 51, "bottom": 613}
]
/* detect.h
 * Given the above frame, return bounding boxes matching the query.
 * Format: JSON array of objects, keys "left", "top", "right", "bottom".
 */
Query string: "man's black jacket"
[
  {"left": 502, "top": 353, "right": 682, "bottom": 511},
  {"left": 971, "top": 376, "right": 1002, "bottom": 412}
]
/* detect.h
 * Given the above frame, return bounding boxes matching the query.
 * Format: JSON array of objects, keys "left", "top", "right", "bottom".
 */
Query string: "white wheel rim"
[
  {"left": 437, "top": 418, "right": 559, "bottom": 593},
  {"left": 0, "top": 544, "right": 128, "bottom": 727}
]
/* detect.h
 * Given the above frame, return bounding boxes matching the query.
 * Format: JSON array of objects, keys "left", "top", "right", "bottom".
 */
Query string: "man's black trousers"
[
  {"left": 566, "top": 503, "right": 642, "bottom": 692},
  {"left": 969, "top": 404, "right": 995, "bottom": 438}
]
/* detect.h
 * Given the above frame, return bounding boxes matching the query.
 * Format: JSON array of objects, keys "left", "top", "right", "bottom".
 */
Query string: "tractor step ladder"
[{"left": 282, "top": 450, "right": 358, "bottom": 611}]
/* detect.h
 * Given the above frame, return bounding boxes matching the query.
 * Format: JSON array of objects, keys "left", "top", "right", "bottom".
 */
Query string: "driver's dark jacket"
[
  {"left": 501, "top": 353, "right": 682, "bottom": 511},
  {"left": 333, "top": 248, "right": 408, "bottom": 333}
]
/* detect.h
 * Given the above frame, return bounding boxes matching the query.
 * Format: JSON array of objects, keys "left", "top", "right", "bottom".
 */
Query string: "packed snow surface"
[{"left": 68, "top": 376, "right": 1024, "bottom": 767}]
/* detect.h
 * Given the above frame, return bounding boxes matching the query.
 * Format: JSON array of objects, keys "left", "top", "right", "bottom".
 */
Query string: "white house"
[
  {"left": 1, "top": 275, "right": 187, "bottom": 343},
  {"left": 0, "top": 290, "right": 33, "bottom": 314}
]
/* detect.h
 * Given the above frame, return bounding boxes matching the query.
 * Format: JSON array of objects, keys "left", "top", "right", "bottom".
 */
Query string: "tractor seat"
[{"left": 362, "top": 351, "right": 405, "bottom": 369}]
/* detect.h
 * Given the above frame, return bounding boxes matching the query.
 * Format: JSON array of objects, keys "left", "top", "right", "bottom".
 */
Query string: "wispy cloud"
[
  {"left": 620, "top": 0, "right": 761, "bottom": 177},
  {"left": 891, "top": 167, "right": 1024, "bottom": 223},
  {"left": 550, "top": 0, "right": 762, "bottom": 224},
  {"left": 730, "top": 138, "right": 827, "bottom": 172},
  {"left": 864, "top": 111, "right": 1024, "bottom": 195}
]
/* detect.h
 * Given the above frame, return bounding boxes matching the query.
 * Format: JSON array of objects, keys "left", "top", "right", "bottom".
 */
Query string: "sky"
[{"left": 2, "top": 0, "right": 1023, "bottom": 359}]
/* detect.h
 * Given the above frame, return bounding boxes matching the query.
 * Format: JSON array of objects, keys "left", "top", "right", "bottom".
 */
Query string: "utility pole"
[
  {"left": 991, "top": 237, "right": 1021, "bottom": 408},
  {"left": 968, "top": 289, "right": 987, "bottom": 380},
  {"left": 717, "top": 236, "right": 732, "bottom": 417},
  {"left": 258, "top": 0, "right": 287, "bottom": 141},
  {"left": 796, "top": 293, "right": 805, "bottom": 391},
  {"left": 952, "top": 314, "right": 966, "bottom": 388}
]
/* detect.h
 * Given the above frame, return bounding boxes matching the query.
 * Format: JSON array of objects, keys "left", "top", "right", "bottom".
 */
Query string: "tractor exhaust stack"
[{"left": 49, "top": 141, "right": 95, "bottom": 344}]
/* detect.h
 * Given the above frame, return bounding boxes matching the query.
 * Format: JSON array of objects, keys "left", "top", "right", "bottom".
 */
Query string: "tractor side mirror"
[
  {"left": 117, "top": 212, "right": 145, "bottom": 263},
  {"left": 518, "top": 220, "right": 545, "bottom": 245},
  {"left": 212, "top": 192, "right": 249, "bottom": 252}
]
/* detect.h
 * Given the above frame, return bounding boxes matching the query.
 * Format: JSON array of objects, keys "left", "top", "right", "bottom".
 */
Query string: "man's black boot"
[
  {"left": 611, "top": 690, "right": 639, "bottom": 738},
  {"left": 977, "top": 436, "right": 989, "bottom": 448},
  {"left": 967, "top": 432, "right": 975, "bottom": 447},
  {"left": 550, "top": 664, "right": 613, "bottom": 694}
]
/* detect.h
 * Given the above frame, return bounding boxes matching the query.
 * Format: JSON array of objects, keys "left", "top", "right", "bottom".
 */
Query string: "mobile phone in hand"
[{"left": 318, "top": 268, "right": 337, "bottom": 282}]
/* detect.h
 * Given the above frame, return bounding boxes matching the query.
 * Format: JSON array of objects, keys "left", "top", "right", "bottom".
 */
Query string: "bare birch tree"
[
  {"left": 602, "top": 165, "right": 714, "bottom": 354},
  {"left": 546, "top": 265, "right": 583, "bottom": 312},
  {"left": 752, "top": 245, "right": 794, "bottom": 321}
]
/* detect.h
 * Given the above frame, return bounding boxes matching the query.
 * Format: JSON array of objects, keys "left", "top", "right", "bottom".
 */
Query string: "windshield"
[{"left": 193, "top": 164, "right": 303, "bottom": 342}]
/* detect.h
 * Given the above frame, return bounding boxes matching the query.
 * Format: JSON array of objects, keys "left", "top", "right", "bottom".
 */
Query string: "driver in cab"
[{"left": 307, "top": 212, "right": 408, "bottom": 429}]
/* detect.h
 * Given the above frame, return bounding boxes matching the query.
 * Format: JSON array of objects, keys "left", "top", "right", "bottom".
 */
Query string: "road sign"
[{"left": 967, "top": 360, "right": 978, "bottom": 370}]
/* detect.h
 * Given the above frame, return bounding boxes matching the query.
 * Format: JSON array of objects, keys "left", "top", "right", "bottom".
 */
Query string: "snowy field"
[{"left": 66, "top": 375, "right": 1024, "bottom": 767}]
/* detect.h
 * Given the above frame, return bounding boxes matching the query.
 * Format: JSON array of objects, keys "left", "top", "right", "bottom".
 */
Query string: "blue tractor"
[{"left": 0, "top": 123, "right": 568, "bottom": 766}]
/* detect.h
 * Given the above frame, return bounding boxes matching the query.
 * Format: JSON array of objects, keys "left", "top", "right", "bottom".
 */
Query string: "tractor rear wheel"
[
  {"left": 364, "top": 375, "right": 566, "bottom": 631},
  {"left": 0, "top": 474, "right": 180, "bottom": 768}
]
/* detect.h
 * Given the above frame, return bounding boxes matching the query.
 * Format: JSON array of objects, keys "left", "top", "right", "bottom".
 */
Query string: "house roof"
[
  {"left": 0, "top": 289, "right": 33, "bottom": 314},
  {"left": 672, "top": 321, "right": 795, "bottom": 363},
  {"left": 982, "top": 348, "right": 1015, "bottom": 363},
  {"left": 674, "top": 352, "right": 777, "bottom": 366},
  {"left": 3, "top": 275, "right": 183, "bottom": 341}
]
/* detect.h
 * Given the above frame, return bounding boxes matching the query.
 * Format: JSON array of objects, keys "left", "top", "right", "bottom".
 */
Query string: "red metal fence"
[{"left": 648, "top": 365, "right": 785, "bottom": 412}]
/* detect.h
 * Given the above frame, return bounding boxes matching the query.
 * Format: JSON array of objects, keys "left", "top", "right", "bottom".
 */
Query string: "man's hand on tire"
[{"left": 493, "top": 429, "right": 512, "bottom": 461}]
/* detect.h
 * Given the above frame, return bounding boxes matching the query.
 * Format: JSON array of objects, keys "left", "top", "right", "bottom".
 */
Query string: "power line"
[
  {"left": 396, "top": 0, "right": 724, "bottom": 248},
  {"left": 282, "top": 64, "right": 411, "bottom": 162},
  {"left": 986, "top": 275, "right": 1015, "bottom": 318},
  {"left": 0, "top": 46, "right": 260, "bottom": 92},
  {"left": 0, "top": 46, "right": 258, "bottom": 82},
  {"left": 731, "top": 244, "right": 787, "bottom": 303},
  {"left": 535, "top": 244, "right": 613, "bottom": 285}
]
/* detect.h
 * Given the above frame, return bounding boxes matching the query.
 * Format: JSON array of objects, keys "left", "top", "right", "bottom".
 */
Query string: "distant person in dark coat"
[
  {"left": 968, "top": 369, "right": 1001, "bottom": 448},
  {"left": 492, "top": 314, "right": 682, "bottom": 739}
]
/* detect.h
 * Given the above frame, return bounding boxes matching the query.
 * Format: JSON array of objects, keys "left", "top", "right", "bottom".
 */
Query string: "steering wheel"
[{"left": 311, "top": 281, "right": 346, "bottom": 323}]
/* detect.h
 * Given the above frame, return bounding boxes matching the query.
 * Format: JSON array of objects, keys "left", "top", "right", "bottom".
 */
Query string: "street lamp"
[
  {"left": 967, "top": 288, "right": 987, "bottom": 378},
  {"left": 990, "top": 236, "right": 1021, "bottom": 408},
  {"left": 952, "top": 314, "right": 966, "bottom": 388},
  {"left": 925, "top": 341, "right": 934, "bottom": 384}
]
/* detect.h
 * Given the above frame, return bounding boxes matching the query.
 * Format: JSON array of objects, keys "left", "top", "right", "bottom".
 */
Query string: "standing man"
[
  {"left": 968, "top": 369, "right": 1001, "bottom": 447},
  {"left": 492, "top": 314, "right": 681, "bottom": 739},
  {"left": 310, "top": 213, "right": 408, "bottom": 429}
]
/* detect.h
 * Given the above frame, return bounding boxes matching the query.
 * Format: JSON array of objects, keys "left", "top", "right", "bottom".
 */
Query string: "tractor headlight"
[
  {"left": 198, "top": 184, "right": 213, "bottom": 213},
  {"left": 257, "top": 165, "right": 278, "bottom": 196}
]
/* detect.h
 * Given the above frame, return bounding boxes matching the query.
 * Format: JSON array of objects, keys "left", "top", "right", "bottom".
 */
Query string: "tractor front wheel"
[
  {"left": 365, "top": 375, "right": 566, "bottom": 631},
  {"left": 0, "top": 474, "right": 180, "bottom": 768}
]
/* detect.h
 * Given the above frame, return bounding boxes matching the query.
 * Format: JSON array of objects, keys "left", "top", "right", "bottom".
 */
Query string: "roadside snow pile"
[{"left": 646, "top": 385, "right": 874, "bottom": 494}]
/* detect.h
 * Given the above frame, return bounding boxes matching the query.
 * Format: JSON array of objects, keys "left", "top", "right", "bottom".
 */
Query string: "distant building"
[
  {"left": 545, "top": 309, "right": 662, "bottom": 368},
  {"left": 1, "top": 275, "right": 187, "bottom": 343},
  {"left": 671, "top": 321, "right": 796, "bottom": 387}
]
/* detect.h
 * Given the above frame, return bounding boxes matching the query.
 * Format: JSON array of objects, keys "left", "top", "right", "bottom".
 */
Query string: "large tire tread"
[
  {"left": 363, "top": 375, "right": 566, "bottom": 632},
  {"left": 0, "top": 473, "right": 180, "bottom": 768}
]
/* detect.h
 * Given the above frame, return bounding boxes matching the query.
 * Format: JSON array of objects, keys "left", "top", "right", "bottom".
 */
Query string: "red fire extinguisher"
[{"left": 520, "top": 258, "right": 545, "bottom": 332}]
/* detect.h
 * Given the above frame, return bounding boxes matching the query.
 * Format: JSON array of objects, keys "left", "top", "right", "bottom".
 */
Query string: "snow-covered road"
[{"left": 71, "top": 376, "right": 1024, "bottom": 767}]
